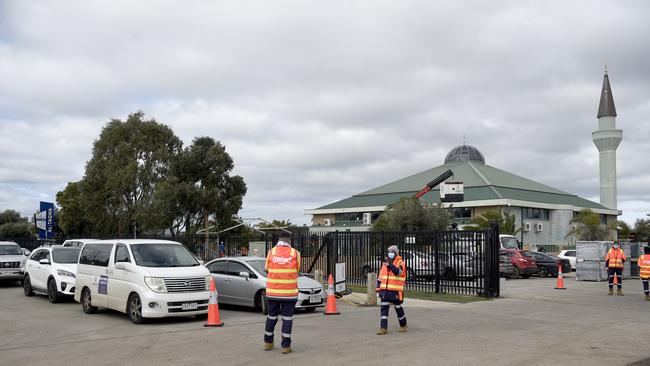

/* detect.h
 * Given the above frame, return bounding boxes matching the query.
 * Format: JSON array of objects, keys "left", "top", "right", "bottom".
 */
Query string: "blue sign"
[
  {"left": 35, "top": 201, "right": 54, "bottom": 240},
  {"left": 98, "top": 275, "right": 108, "bottom": 294}
]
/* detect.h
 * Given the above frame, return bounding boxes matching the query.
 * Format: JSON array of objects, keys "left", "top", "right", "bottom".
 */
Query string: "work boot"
[
  {"left": 645, "top": 294, "right": 650, "bottom": 301},
  {"left": 399, "top": 325, "right": 408, "bottom": 333},
  {"left": 608, "top": 288, "right": 613, "bottom": 296},
  {"left": 264, "top": 343, "right": 274, "bottom": 351},
  {"left": 376, "top": 328, "right": 388, "bottom": 335},
  {"left": 281, "top": 347, "right": 292, "bottom": 354},
  {"left": 617, "top": 289, "right": 624, "bottom": 296}
]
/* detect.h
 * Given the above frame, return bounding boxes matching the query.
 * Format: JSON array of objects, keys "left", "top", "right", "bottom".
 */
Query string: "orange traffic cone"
[
  {"left": 324, "top": 274, "right": 340, "bottom": 315},
  {"left": 613, "top": 273, "right": 619, "bottom": 285},
  {"left": 204, "top": 277, "right": 224, "bottom": 327},
  {"left": 554, "top": 264, "right": 566, "bottom": 290}
]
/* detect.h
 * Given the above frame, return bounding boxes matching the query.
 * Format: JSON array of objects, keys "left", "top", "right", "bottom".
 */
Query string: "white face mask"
[
  {"left": 613, "top": 244, "right": 620, "bottom": 249},
  {"left": 388, "top": 252, "right": 396, "bottom": 259}
]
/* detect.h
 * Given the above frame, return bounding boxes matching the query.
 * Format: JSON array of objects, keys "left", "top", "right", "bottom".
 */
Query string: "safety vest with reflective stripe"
[
  {"left": 377, "top": 256, "right": 406, "bottom": 295},
  {"left": 638, "top": 254, "right": 650, "bottom": 279},
  {"left": 606, "top": 248, "right": 626, "bottom": 268},
  {"left": 265, "top": 246, "right": 300, "bottom": 299}
]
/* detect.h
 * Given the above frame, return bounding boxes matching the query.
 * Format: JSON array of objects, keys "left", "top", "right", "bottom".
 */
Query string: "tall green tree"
[
  {"left": 634, "top": 219, "right": 650, "bottom": 242},
  {"left": 81, "top": 112, "right": 182, "bottom": 236},
  {"left": 0, "top": 209, "right": 32, "bottom": 237},
  {"left": 617, "top": 220, "right": 631, "bottom": 240},
  {"left": 373, "top": 198, "right": 451, "bottom": 231},
  {"left": 56, "top": 182, "right": 92, "bottom": 236},
  {"left": 566, "top": 209, "right": 611, "bottom": 241},
  {"left": 0, "top": 210, "right": 24, "bottom": 225},
  {"left": 464, "top": 208, "right": 521, "bottom": 235},
  {"left": 152, "top": 136, "right": 247, "bottom": 240}
]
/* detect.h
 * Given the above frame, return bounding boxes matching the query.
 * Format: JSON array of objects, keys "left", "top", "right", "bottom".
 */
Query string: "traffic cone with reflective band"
[
  {"left": 204, "top": 277, "right": 224, "bottom": 327},
  {"left": 554, "top": 264, "right": 566, "bottom": 290},
  {"left": 324, "top": 274, "right": 340, "bottom": 315},
  {"left": 613, "top": 272, "right": 619, "bottom": 285}
]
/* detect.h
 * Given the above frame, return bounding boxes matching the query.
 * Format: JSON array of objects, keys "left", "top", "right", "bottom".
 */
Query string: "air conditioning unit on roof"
[{"left": 362, "top": 213, "right": 372, "bottom": 225}]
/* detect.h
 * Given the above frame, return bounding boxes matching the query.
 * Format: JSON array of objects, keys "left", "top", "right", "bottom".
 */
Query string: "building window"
[
  {"left": 523, "top": 208, "right": 550, "bottom": 220},
  {"left": 450, "top": 207, "right": 472, "bottom": 219},
  {"left": 335, "top": 212, "right": 363, "bottom": 223}
]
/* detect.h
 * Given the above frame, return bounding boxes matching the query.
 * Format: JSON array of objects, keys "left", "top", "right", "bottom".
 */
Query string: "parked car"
[
  {"left": 74, "top": 239, "right": 211, "bottom": 324},
  {"left": 529, "top": 251, "right": 571, "bottom": 277},
  {"left": 23, "top": 247, "right": 81, "bottom": 302},
  {"left": 62, "top": 239, "right": 97, "bottom": 248},
  {"left": 205, "top": 256, "right": 325, "bottom": 315},
  {"left": 499, "top": 251, "right": 517, "bottom": 279},
  {"left": 557, "top": 250, "right": 576, "bottom": 270},
  {"left": 500, "top": 235, "right": 521, "bottom": 250},
  {"left": 501, "top": 249, "right": 538, "bottom": 278},
  {"left": 360, "top": 250, "right": 472, "bottom": 281},
  {"left": 0, "top": 241, "right": 29, "bottom": 284}
]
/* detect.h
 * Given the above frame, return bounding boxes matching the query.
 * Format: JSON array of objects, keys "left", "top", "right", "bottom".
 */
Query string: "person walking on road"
[
  {"left": 606, "top": 240, "right": 626, "bottom": 296},
  {"left": 376, "top": 245, "right": 407, "bottom": 335},
  {"left": 638, "top": 246, "right": 650, "bottom": 301},
  {"left": 263, "top": 233, "right": 301, "bottom": 354}
]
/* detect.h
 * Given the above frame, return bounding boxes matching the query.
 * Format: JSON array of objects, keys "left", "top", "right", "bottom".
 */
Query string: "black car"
[{"left": 529, "top": 252, "right": 571, "bottom": 277}]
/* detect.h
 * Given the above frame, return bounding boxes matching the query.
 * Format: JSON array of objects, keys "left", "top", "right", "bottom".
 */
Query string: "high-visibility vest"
[
  {"left": 265, "top": 245, "right": 300, "bottom": 299},
  {"left": 377, "top": 256, "right": 406, "bottom": 298},
  {"left": 638, "top": 254, "right": 650, "bottom": 279},
  {"left": 606, "top": 248, "right": 626, "bottom": 268}
]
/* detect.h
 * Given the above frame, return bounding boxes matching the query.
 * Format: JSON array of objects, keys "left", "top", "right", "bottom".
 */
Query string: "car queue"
[{"left": 1, "top": 239, "right": 326, "bottom": 324}]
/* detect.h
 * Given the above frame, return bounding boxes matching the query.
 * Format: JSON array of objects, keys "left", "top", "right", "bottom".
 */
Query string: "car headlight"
[
  {"left": 57, "top": 269, "right": 75, "bottom": 278},
  {"left": 205, "top": 275, "right": 211, "bottom": 291},
  {"left": 144, "top": 277, "right": 167, "bottom": 293}
]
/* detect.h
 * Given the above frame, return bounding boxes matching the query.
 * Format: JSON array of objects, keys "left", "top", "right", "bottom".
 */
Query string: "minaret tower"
[{"left": 592, "top": 66, "right": 622, "bottom": 209}]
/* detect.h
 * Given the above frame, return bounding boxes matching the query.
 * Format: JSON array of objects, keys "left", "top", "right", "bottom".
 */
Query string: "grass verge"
[{"left": 346, "top": 285, "right": 491, "bottom": 304}]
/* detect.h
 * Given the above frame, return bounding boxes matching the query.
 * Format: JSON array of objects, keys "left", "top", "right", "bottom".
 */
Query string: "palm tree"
[
  {"left": 565, "top": 209, "right": 611, "bottom": 241},
  {"left": 464, "top": 208, "right": 521, "bottom": 235},
  {"left": 617, "top": 220, "right": 631, "bottom": 241}
]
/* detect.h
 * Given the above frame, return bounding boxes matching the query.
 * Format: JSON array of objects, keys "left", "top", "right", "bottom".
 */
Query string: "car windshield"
[
  {"left": 130, "top": 244, "right": 200, "bottom": 267},
  {"left": 0, "top": 244, "right": 22, "bottom": 255},
  {"left": 52, "top": 248, "right": 81, "bottom": 264},
  {"left": 500, "top": 237, "right": 519, "bottom": 249},
  {"left": 248, "top": 259, "right": 267, "bottom": 276}
]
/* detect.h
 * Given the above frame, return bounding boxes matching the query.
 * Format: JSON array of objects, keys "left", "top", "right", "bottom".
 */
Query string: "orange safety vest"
[
  {"left": 376, "top": 256, "right": 407, "bottom": 299},
  {"left": 638, "top": 254, "right": 650, "bottom": 279},
  {"left": 265, "top": 245, "right": 301, "bottom": 299},
  {"left": 606, "top": 248, "right": 626, "bottom": 269}
]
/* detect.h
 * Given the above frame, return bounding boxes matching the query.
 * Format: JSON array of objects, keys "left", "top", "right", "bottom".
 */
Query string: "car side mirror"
[
  {"left": 239, "top": 271, "right": 250, "bottom": 280},
  {"left": 39, "top": 258, "right": 50, "bottom": 265},
  {"left": 115, "top": 262, "right": 127, "bottom": 270},
  {"left": 22, "top": 248, "right": 31, "bottom": 256}
]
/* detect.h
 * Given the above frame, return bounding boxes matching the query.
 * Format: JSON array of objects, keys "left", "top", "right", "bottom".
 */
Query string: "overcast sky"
[{"left": 1, "top": 1, "right": 649, "bottom": 227}]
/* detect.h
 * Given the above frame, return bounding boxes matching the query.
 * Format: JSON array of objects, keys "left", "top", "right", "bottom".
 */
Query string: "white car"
[
  {"left": 0, "top": 241, "right": 29, "bottom": 283},
  {"left": 74, "top": 239, "right": 211, "bottom": 324},
  {"left": 558, "top": 250, "right": 576, "bottom": 270},
  {"left": 62, "top": 239, "right": 97, "bottom": 248},
  {"left": 23, "top": 246, "right": 81, "bottom": 302}
]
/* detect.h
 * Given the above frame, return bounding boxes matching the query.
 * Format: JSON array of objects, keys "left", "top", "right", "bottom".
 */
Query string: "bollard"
[
  {"left": 367, "top": 272, "right": 377, "bottom": 306},
  {"left": 314, "top": 269, "right": 324, "bottom": 285}
]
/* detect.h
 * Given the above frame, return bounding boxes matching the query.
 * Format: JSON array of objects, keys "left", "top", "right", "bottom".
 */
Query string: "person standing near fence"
[
  {"left": 606, "top": 240, "right": 626, "bottom": 296},
  {"left": 637, "top": 246, "right": 650, "bottom": 300},
  {"left": 376, "top": 245, "right": 407, "bottom": 335},
  {"left": 263, "top": 233, "right": 300, "bottom": 354}
]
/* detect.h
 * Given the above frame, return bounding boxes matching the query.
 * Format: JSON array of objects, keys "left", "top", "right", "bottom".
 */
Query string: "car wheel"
[
  {"left": 256, "top": 290, "right": 269, "bottom": 315},
  {"left": 81, "top": 288, "right": 98, "bottom": 314},
  {"left": 127, "top": 293, "right": 145, "bottom": 324},
  {"left": 47, "top": 278, "right": 60, "bottom": 303},
  {"left": 538, "top": 266, "right": 548, "bottom": 277},
  {"left": 304, "top": 307, "right": 317, "bottom": 313},
  {"left": 512, "top": 266, "right": 521, "bottom": 279},
  {"left": 23, "top": 274, "right": 34, "bottom": 297},
  {"left": 443, "top": 268, "right": 457, "bottom": 280}
]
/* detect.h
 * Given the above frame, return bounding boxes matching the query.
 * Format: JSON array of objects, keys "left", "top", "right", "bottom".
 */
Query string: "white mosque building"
[{"left": 305, "top": 71, "right": 622, "bottom": 247}]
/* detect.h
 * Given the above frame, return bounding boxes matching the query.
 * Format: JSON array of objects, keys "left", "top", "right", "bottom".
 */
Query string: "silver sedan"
[{"left": 205, "top": 256, "right": 326, "bottom": 314}]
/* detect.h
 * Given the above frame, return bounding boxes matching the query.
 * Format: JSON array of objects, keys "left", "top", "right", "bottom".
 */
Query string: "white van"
[
  {"left": 499, "top": 235, "right": 521, "bottom": 250},
  {"left": 74, "top": 239, "right": 210, "bottom": 323}
]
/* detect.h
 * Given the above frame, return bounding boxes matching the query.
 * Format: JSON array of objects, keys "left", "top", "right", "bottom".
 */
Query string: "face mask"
[
  {"left": 613, "top": 244, "right": 620, "bottom": 249},
  {"left": 388, "top": 252, "right": 396, "bottom": 259}
]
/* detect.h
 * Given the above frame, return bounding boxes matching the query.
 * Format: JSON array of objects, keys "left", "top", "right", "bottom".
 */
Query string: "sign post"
[{"left": 35, "top": 201, "right": 54, "bottom": 240}]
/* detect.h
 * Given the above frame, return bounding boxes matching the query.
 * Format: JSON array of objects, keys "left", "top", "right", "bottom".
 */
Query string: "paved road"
[{"left": 1, "top": 275, "right": 649, "bottom": 366}]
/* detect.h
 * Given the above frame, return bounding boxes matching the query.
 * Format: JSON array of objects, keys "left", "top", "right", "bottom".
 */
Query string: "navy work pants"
[
  {"left": 379, "top": 298, "right": 407, "bottom": 330},
  {"left": 643, "top": 278, "right": 649, "bottom": 295},
  {"left": 264, "top": 299, "right": 297, "bottom": 348},
  {"left": 608, "top": 267, "right": 623, "bottom": 289}
]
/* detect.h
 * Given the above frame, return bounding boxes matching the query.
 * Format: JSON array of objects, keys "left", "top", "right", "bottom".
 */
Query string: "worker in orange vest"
[
  {"left": 263, "top": 233, "right": 301, "bottom": 354},
  {"left": 375, "top": 245, "right": 407, "bottom": 335},
  {"left": 605, "top": 241, "right": 626, "bottom": 296},
  {"left": 637, "top": 246, "right": 650, "bottom": 301}
]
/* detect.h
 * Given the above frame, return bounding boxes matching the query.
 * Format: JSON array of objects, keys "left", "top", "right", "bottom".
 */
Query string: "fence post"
[
  {"left": 434, "top": 231, "right": 440, "bottom": 294},
  {"left": 367, "top": 272, "right": 377, "bottom": 305}
]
